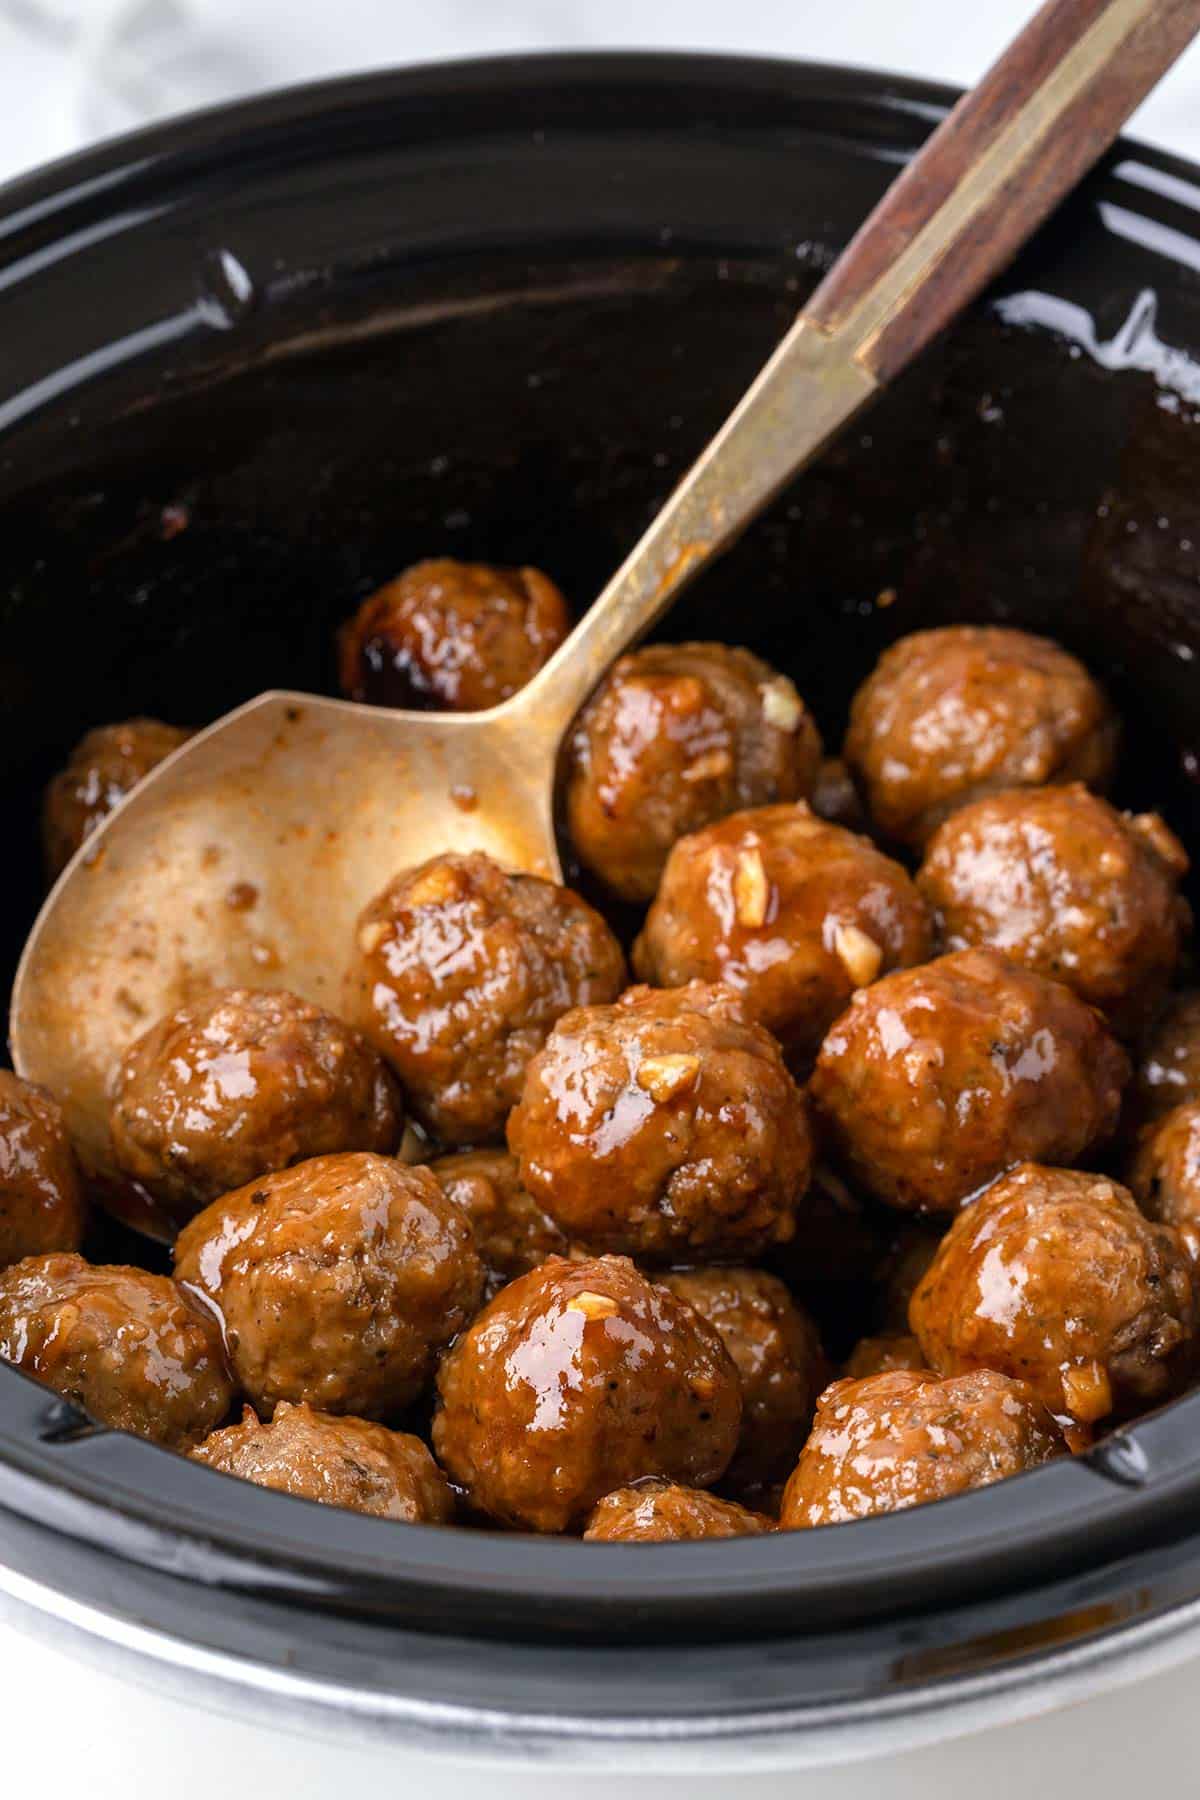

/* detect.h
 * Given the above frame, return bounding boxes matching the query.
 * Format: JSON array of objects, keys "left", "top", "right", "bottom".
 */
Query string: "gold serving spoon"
[{"left": 12, "top": 0, "right": 1199, "bottom": 1186}]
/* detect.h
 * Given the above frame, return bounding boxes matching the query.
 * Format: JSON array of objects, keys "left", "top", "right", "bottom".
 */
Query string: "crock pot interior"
[{"left": 2, "top": 54, "right": 1200, "bottom": 1677}]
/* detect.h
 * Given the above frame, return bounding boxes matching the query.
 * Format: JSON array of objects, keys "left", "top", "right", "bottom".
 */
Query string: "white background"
[{"left": 3, "top": 1, "right": 1200, "bottom": 1795}]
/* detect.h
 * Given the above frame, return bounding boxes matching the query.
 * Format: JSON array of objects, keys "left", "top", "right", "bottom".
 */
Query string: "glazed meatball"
[
  {"left": 174, "top": 1153, "right": 483, "bottom": 1418},
  {"left": 564, "top": 642, "right": 822, "bottom": 902},
  {"left": 192, "top": 1402, "right": 454, "bottom": 1523},
  {"left": 347, "top": 852, "right": 625, "bottom": 1146},
  {"left": 0, "top": 1253, "right": 232, "bottom": 1447},
  {"left": 910, "top": 1164, "right": 1198, "bottom": 1428},
  {"left": 660, "top": 1268, "right": 827, "bottom": 1492},
  {"left": 1129, "top": 1099, "right": 1200, "bottom": 1252},
  {"left": 0, "top": 1072, "right": 86, "bottom": 1268},
  {"left": 634, "top": 804, "right": 931, "bottom": 1064},
  {"left": 1127, "top": 990, "right": 1200, "bottom": 1136},
  {"left": 508, "top": 982, "right": 812, "bottom": 1260},
  {"left": 842, "top": 1333, "right": 928, "bottom": 1380},
  {"left": 810, "top": 949, "right": 1128, "bottom": 1212},
  {"left": 779, "top": 1368, "right": 1062, "bottom": 1528},
  {"left": 109, "top": 988, "right": 404, "bottom": 1222},
  {"left": 583, "top": 1478, "right": 772, "bottom": 1542},
  {"left": 429, "top": 1147, "right": 569, "bottom": 1299},
  {"left": 918, "top": 784, "right": 1189, "bottom": 1038},
  {"left": 42, "top": 717, "right": 192, "bottom": 879},
  {"left": 434, "top": 1255, "right": 741, "bottom": 1532},
  {"left": 338, "top": 557, "right": 570, "bottom": 711},
  {"left": 843, "top": 626, "right": 1119, "bottom": 848}
]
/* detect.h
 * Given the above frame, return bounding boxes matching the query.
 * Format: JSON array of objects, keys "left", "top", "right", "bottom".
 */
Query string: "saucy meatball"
[
  {"left": 779, "top": 1368, "right": 1062, "bottom": 1527},
  {"left": 564, "top": 642, "right": 822, "bottom": 902},
  {"left": 810, "top": 949, "right": 1128, "bottom": 1213},
  {"left": 810, "top": 756, "right": 866, "bottom": 831},
  {"left": 583, "top": 1477, "right": 772, "bottom": 1542},
  {"left": 433, "top": 1254, "right": 741, "bottom": 1533},
  {"left": 192, "top": 1402, "right": 454, "bottom": 1523},
  {"left": 0, "top": 1253, "right": 232, "bottom": 1447},
  {"left": 918, "top": 784, "right": 1189, "bottom": 1038},
  {"left": 910, "top": 1164, "right": 1198, "bottom": 1428},
  {"left": 633, "top": 804, "right": 931, "bottom": 1064},
  {"left": 429, "top": 1147, "right": 569, "bottom": 1299},
  {"left": 1127, "top": 990, "right": 1200, "bottom": 1136},
  {"left": 338, "top": 557, "right": 570, "bottom": 711},
  {"left": 843, "top": 1332, "right": 928, "bottom": 1380},
  {"left": 175, "top": 1153, "right": 483, "bottom": 1418},
  {"left": 109, "top": 988, "right": 403, "bottom": 1222},
  {"left": 1129, "top": 1099, "right": 1200, "bottom": 1252},
  {"left": 843, "top": 626, "right": 1119, "bottom": 848},
  {"left": 508, "top": 982, "right": 812, "bottom": 1260},
  {"left": 0, "top": 1072, "right": 86, "bottom": 1268},
  {"left": 347, "top": 851, "right": 625, "bottom": 1146},
  {"left": 43, "top": 717, "right": 192, "bottom": 879},
  {"left": 660, "top": 1268, "right": 827, "bottom": 1492}
]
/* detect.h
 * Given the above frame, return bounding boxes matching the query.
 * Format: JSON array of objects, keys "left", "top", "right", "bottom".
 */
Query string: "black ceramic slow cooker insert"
[{"left": 2, "top": 53, "right": 1200, "bottom": 1761}]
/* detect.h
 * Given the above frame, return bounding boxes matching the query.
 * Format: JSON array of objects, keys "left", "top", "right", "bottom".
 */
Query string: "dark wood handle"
[{"left": 805, "top": 0, "right": 1200, "bottom": 383}]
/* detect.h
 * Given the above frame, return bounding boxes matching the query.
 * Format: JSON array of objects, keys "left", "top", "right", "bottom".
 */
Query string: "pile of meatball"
[{"left": 6, "top": 555, "right": 1200, "bottom": 1542}]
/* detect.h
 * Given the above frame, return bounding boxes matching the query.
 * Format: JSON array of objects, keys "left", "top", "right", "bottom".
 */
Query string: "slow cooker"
[{"left": 2, "top": 49, "right": 1200, "bottom": 1775}]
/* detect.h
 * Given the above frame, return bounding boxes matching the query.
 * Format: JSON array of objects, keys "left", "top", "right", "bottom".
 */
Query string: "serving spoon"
[{"left": 12, "top": 0, "right": 1199, "bottom": 1195}]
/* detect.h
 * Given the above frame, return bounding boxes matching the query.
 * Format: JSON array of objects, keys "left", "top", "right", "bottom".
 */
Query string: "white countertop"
[{"left": 4, "top": 2, "right": 1200, "bottom": 1794}]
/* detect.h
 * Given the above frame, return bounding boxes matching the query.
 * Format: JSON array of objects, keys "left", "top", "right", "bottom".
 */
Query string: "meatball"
[
  {"left": 583, "top": 1478, "right": 772, "bottom": 1542},
  {"left": 174, "top": 1153, "right": 483, "bottom": 1418},
  {"left": 779, "top": 1368, "right": 1062, "bottom": 1527},
  {"left": 1129, "top": 1099, "right": 1200, "bottom": 1253},
  {"left": 429, "top": 1147, "right": 569, "bottom": 1299},
  {"left": 910, "top": 1164, "right": 1198, "bottom": 1428},
  {"left": 43, "top": 717, "right": 192, "bottom": 879},
  {"left": 0, "top": 1253, "right": 232, "bottom": 1447},
  {"left": 810, "top": 757, "right": 866, "bottom": 831},
  {"left": 633, "top": 804, "right": 931, "bottom": 1064},
  {"left": 347, "top": 852, "right": 625, "bottom": 1146},
  {"left": 918, "top": 784, "right": 1189, "bottom": 1038},
  {"left": 660, "top": 1268, "right": 827, "bottom": 1492},
  {"left": 842, "top": 1332, "right": 928, "bottom": 1380},
  {"left": 564, "top": 642, "right": 822, "bottom": 902},
  {"left": 338, "top": 557, "right": 570, "bottom": 711},
  {"left": 508, "top": 982, "right": 812, "bottom": 1260},
  {"left": 191, "top": 1402, "right": 454, "bottom": 1523},
  {"left": 1127, "top": 990, "right": 1200, "bottom": 1136},
  {"left": 433, "top": 1254, "right": 741, "bottom": 1532},
  {"left": 109, "top": 988, "right": 404, "bottom": 1222},
  {"left": 843, "top": 626, "right": 1119, "bottom": 848},
  {"left": 0, "top": 1072, "right": 87, "bottom": 1268},
  {"left": 810, "top": 949, "right": 1128, "bottom": 1212}
]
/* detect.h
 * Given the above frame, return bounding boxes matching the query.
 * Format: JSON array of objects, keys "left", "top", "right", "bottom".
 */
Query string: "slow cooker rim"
[{"left": 2, "top": 47, "right": 1200, "bottom": 1692}]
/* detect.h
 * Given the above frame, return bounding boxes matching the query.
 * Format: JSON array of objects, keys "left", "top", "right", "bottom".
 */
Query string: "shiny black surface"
[{"left": 2, "top": 53, "right": 1200, "bottom": 1715}]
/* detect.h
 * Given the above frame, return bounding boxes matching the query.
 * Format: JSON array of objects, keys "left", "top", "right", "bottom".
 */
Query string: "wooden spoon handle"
[
  {"left": 520, "top": 0, "right": 1199, "bottom": 740},
  {"left": 805, "top": 0, "right": 1200, "bottom": 382}
]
